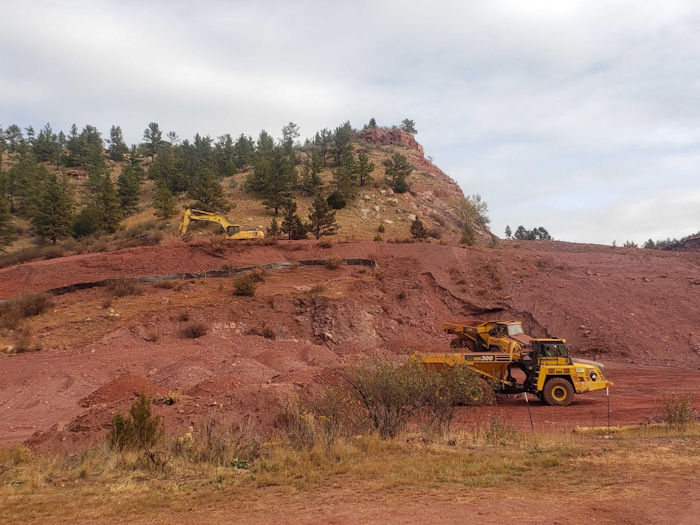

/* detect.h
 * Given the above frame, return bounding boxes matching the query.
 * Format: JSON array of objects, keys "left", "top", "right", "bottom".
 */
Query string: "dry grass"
[
  {"left": 107, "top": 278, "right": 142, "bottom": 297},
  {"left": 1, "top": 423, "right": 697, "bottom": 524},
  {"left": 325, "top": 256, "right": 344, "bottom": 270},
  {"left": 245, "top": 321, "right": 276, "bottom": 340},
  {"left": 233, "top": 274, "right": 256, "bottom": 296}
]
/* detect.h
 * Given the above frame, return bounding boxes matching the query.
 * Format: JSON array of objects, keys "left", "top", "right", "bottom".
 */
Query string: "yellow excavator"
[{"left": 178, "top": 209, "right": 265, "bottom": 240}]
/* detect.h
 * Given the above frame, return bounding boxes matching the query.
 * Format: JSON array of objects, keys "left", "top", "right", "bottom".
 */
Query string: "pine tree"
[
  {"left": 0, "top": 197, "right": 16, "bottom": 249},
  {"left": 153, "top": 181, "right": 177, "bottom": 219},
  {"left": 299, "top": 153, "right": 323, "bottom": 195},
  {"left": 187, "top": 168, "right": 231, "bottom": 212},
  {"left": 410, "top": 217, "right": 428, "bottom": 239},
  {"left": 368, "top": 117, "right": 377, "bottom": 128},
  {"left": 280, "top": 200, "right": 306, "bottom": 240},
  {"left": 331, "top": 121, "right": 353, "bottom": 166},
  {"left": 143, "top": 122, "right": 163, "bottom": 160},
  {"left": 357, "top": 152, "right": 375, "bottom": 186},
  {"left": 505, "top": 225, "right": 512, "bottom": 239},
  {"left": 108, "top": 125, "right": 129, "bottom": 161},
  {"left": 266, "top": 217, "right": 280, "bottom": 239},
  {"left": 117, "top": 165, "right": 141, "bottom": 215},
  {"left": 93, "top": 175, "right": 122, "bottom": 233},
  {"left": 31, "top": 174, "right": 74, "bottom": 244},
  {"left": 382, "top": 153, "right": 412, "bottom": 193},
  {"left": 400, "top": 119, "right": 417, "bottom": 134},
  {"left": 308, "top": 192, "right": 338, "bottom": 240},
  {"left": 334, "top": 152, "right": 358, "bottom": 198}
]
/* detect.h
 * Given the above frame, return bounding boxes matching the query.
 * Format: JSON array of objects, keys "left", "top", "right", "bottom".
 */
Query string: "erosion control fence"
[{"left": 0, "top": 258, "right": 378, "bottom": 304}]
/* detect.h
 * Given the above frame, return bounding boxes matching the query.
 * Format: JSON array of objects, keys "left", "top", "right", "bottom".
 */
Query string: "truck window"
[{"left": 507, "top": 324, "right": 524, "bottom": 335}]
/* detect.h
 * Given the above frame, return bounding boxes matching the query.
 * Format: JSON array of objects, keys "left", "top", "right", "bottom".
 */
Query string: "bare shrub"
[
  {"left": 101, "top": 295, "right": 114, "bottom": 309},
  {"left": 233, "top": 274, "right": 255, "bottom": 296},
  {"left": 289, "top": 260, "right": 300, "bottom": 271},
  {"left": 250, "top": 265, "right": 267, "bottom": 282},
  {"left": 170, "top": 418, "right": 260, "bottom": 467},
  {"left": 0, "top": 293, "right": 53, "bottom": 329},
  {"left": 246, "top": 321, "right": 276, "bottom": 340},
  {"left": 107, "top": 278, "right": 142, "bottom": 297},
  {"left": 153, "top": 280, "right": 175, "bottom": 289},
  {"left": 317, "top": 240, "right": 332, "bottom": 249},
  {"left": 309, "top": 283, "right": 326, "bottom": 295},
  {"left": 373, "top": 234, "right": 383, "bottom": 242},
  {"left": 176, "top": 310, "right": 190, "bottom": 322},
  {"left": 275, "top": 398, "right": 317, "bottom": 450},
  {"left": 377, "top": 224, "right": 385, "bottom": 233},
  {"left": 663, "top": 394, "right": 695, "bottom": 431},
  {"left": 325, "top": 256, "right": 343, "bottom": 270},
  {"left": 181, "top": 320, "right": 208, "bottom": 339}
]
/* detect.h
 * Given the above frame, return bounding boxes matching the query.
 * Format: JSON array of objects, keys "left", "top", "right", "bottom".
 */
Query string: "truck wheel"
[
  {"left": 466, "top": 380, "right": 491, "bottom": 405},
  {"left": 542, "top": 378, "right": 574, "bottom": 406}
]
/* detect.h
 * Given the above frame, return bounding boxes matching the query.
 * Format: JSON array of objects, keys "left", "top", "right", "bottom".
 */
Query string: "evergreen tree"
[
  {"left": 357, "top": 152, "right": 374, "bottom": 186},
  {"left": 460, "top": 223, "right": 476, "bottom": 245},
  {"left": 308, "top": 192, "right": 338, "bottom": 240},
  {"left": 153, "top": 181, "right": 177, "bottom": 219},
  {"left": 382, "top": 153, "right": 412, "bottom": 192},
  {"left": 255, "top": 130, "right": 275, "bottom": 160},
  {"left": 117, "top": 165, "right": 141, "bottom": 214},
  {"left": 143, "top": 122, "right": 163, "bottom": 159},
  {"left": 33, "top": 123, "right": 62, "bottom": 163},
  {"left": 6, "top": 155, "right": 49, "bottom": 215},
  {"left": 166, "top": 131, "right": 179, "bottom": 145},
  {"left": 149, "top": 144, "right": 184, "bottom": 191},
  {"left": 0, "top": 196, "right": 16, "bottom": 249},
  {"left": 281, "top": 122, "right": 300, "bottom": 157},
  {"left": 400, "top": 119, "right": 417, "bottom": 134},
  {"left": 93, "top": 175, "right": 123, "bottom": 233},
  {"left": 266, "top": 217, "right": 280, "bottom": 239},
  {"left": 331, "top": 121, "right": 353, "bottom": 166},
  {"left": 299, "top": 152, "right": 323, "bottom": 194},
  {"left": 234, "top": 134, "right": 255, "bottom": 168},
  {"left": 4, "top": 124, "right": 25, "bottom": 153},
  {"left": 505, "top": 225, "right": 512, "bottom": 239},
  {"left": 31, "top": 174, "right": 74, "bottom": 244},
  {"left": 314, "top": 128, "right": 333, "bottom": 166},
  {"left": 333, "top": 151, "right": 358, "bottom": 198},
  {"left": 368, "top": 117, "right": 377, "bottom": 128},
  {"left": 280, "top": 200, "right": 306, "bottom": 240},
  {"left": 107, "top": 125, "right": 129, "bottom": 161},
  {"left": 410, "top": 217, "right": 428, "bottom": 239},
  {"left": 187, "top": 168, "right": 231, "bottom": 212},
  {"left": 247, "top": 147, "right": 295, "bottom": 215},
  {"left": 214, "top": 134, "right": 237, "bottom": 177}
]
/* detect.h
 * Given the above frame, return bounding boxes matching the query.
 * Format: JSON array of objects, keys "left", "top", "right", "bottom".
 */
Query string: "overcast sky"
[{"left": 1, "top": 0, "right": 699, "bottom": 244}]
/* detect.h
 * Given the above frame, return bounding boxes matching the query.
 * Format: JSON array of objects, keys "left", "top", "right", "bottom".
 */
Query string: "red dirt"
[{"left": 0, "top": 239, "right": 698, "bottom": 449}]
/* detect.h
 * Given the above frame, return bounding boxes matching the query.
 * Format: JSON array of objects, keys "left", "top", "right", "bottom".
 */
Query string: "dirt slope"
[{"left": 0, "top": 239, "right": 698, "bottom": 447}]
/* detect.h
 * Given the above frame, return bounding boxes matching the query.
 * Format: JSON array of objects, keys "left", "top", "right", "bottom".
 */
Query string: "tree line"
[{"left": 0, "top": 118, "right": 420, "bottom": 249}]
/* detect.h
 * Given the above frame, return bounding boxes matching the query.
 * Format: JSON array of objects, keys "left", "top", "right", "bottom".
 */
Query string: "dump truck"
[
  {"left": 416, "top": 321, "right": 612, "bottom": 406},
  {"left": 178, "top": 209, "right": 264, "bottom": 240},
  {"left": 444, "top": 320, "right": 532, "bottom": 352}
]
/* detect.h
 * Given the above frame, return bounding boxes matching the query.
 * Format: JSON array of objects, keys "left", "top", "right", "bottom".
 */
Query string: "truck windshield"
[{"left": 507, "top": 324, "right": 524, "bottom": 335}]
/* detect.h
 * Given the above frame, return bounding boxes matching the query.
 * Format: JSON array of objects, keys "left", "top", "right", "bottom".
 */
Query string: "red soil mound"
[{"left": 79, "top": 374, "right": 167, "bottom": 407}]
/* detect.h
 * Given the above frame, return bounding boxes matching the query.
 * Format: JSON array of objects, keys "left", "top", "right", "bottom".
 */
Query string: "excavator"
[{"left": 178, "top": 209, "right": 265, "bottom": 240}]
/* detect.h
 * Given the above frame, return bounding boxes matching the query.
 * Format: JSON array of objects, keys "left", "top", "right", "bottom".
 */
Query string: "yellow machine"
[
  {"left": 444, "top": 320, "right": 532, "bottom": 352},
  {"left": 178, "top": 209, "right": 264, "bottom": 240},
  {"left": 417, "top": 322, "right": 612, "bottom": 406}
]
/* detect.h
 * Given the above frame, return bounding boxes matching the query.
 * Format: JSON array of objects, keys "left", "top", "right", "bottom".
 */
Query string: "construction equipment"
[
  {"left": 444, "top": 320, "right": 532, "bottom": 352},
  {"left": 178, "top": 209, "right": 264, "bottom": 240},
  {"left": 416, "top": 321, "right": 612, "bottom": 406}
]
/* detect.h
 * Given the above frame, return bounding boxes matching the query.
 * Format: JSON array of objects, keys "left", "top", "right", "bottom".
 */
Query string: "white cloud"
[{"left": 1, "top": 0, "right": 699, "bottom": 244}]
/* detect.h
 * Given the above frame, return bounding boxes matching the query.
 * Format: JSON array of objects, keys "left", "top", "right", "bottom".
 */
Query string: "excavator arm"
[{"left": 179, "top": 209, "right": 233, "bottom": 237}]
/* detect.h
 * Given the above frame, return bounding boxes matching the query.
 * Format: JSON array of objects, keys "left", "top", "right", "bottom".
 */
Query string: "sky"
[{"left": 1, "top": 0, "right": 699, "bottom": 244}]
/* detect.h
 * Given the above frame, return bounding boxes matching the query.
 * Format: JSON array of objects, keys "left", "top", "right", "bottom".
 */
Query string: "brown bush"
[
  {"left": 246, "top": 321, "right": 276, "bottom": 340},
  {"left": 325, "top": 256, "right": 343, "bottom": 270},
  {"left": 317, "top": 240, "right": 332, "bottom": 249},
  {"left": 153, "top": 280, "right": 175, "bottom": 289},
  {"left": 233, "top": 274, "right": 255, "bottom": 296},
  {"left": 0, "top": 293, "right": 53, "bottom": 329},
  {"left": 107, "top": 279, "right": 142, "bottom": 297},
  {"left": 181, "top": 321, "right": 208, "bottom": 339},
  {"left": 250, "top": 266, "right": 267, "bottom": 282}
]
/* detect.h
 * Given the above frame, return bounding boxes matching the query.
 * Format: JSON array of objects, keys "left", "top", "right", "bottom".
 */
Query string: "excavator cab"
[{"left": 226, "top": 225, "right": 241, "bottom": 236}]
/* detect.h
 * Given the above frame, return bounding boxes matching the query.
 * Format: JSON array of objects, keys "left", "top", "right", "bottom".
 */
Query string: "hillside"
[
  {"left": 0, "top": 126, "right": 489, "bottom": 257},
  {"left": 0, "top": 238, "right": 697, "bottom": 449}
]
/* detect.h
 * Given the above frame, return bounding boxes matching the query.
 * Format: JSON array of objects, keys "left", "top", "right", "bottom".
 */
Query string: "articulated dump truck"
[{"left": 415, "top": 321, "right": 612, "bottom": 406}]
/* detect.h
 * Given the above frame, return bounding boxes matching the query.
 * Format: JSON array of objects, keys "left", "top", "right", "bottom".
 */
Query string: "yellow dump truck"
[{"left": 417, "top": 322, "right": 612, "bottom": 406}]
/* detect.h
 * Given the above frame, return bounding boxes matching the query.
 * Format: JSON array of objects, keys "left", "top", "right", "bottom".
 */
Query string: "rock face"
[
  {"left": 356, "top": 127, "right": 425, "bottom": 156},
  {"left": 662, "top": 234, "right": 700, "bottom": 253}
]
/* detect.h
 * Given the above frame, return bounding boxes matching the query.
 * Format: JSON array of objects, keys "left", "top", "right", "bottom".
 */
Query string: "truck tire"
[
  {"left": 465, "top": 379, "right": 491, "bottom": 405},
  {"left": 542, "top": 378, "right": 574, "bottom": 406}
]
